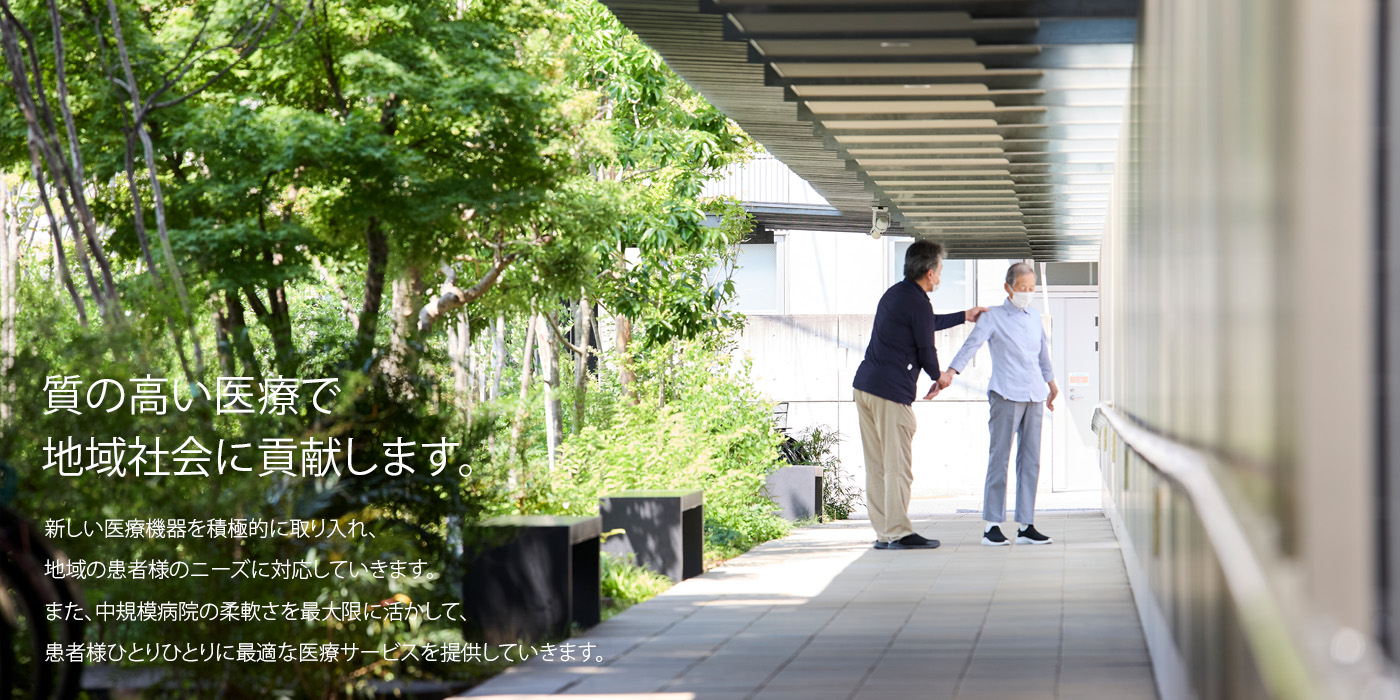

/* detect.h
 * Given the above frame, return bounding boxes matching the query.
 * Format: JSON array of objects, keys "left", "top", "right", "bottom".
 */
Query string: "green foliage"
[
  {"left": 2, "top": 300, "right": 498, "bottom": 697},
  {"left": 781, "top": 425, "right": 863, "bottom": 522},
  {"left": 0, "top": 0, "right": 782, "bottom": 696},
  {"left": 517, "top": 340, "right": 789, "bottom": 563},
  {"left": 552, "top": 0, "right": 754, "bottom": 344},
  {"left": 599, "top": 552, "right": 671, "bottom": 619}
]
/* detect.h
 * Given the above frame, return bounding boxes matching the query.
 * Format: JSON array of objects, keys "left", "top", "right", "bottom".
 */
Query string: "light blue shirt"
[{"left": 948, "top": 298, "right": 1054, "bottom": 402}]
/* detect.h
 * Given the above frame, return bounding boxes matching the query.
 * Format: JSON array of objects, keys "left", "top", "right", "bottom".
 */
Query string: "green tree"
[{"left": 0, "top": 2, "right": 786, "bottom": 695}]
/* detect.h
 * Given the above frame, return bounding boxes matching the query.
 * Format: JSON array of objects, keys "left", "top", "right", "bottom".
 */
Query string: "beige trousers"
[{"left": 854, "top": 388, "right": 917, "bottom": 542}]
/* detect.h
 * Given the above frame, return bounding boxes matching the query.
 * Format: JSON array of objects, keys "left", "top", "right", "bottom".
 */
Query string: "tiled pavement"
[{"left": 454, "top": 511, "right": 1158, "bottom": 700}]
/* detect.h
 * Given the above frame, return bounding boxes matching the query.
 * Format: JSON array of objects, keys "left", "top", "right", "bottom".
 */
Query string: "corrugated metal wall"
[{"left": 1099, "top": 0, "right": 1384, "bottom": 697}]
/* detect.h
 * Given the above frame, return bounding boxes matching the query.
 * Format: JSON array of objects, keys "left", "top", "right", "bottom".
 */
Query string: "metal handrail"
[{"left": 1092, "top": 403, "right": 1322, "bottom": 700}]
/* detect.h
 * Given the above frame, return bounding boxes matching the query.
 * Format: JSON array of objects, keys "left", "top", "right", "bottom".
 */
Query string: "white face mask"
[{"left": 1010, "top": 290, "right": 1033, "bottom": 309}]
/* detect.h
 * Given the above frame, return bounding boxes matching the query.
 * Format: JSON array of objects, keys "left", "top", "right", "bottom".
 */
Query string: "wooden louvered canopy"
[{"left": 599, "top": 0, "right": 1137, "bottom": 260}]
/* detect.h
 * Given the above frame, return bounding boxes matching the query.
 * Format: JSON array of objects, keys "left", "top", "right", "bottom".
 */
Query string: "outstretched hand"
[
  {"left": 966, "top": 306, "right": 990, "bottom": 322},
  {"left": 938, "top": 369, "right": 954, "bottom": 389},
  {"left": 922, "top": 383, "right": 941, "bottom": 400}
]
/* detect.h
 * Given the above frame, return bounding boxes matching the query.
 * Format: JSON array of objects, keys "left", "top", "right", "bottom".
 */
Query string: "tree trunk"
[
  {"left": 509, "top": 315, "right": 537, "bottom": 462},
  {"left": 487, "top": 312, "right": 504, "bottom": 453},
  {"left": 212, "top": 295, "right": 235, "bottom": 378},
  {"left": 615, "top": 312, "right": 636, "bottom": 403},
  {"left": 108, "top": 0, "right": 199, "bottom": 362},
  {"left": 1, "top": 7, "right": 121, "bottom": 321},
  {"left": 234, "top": 247, "right": 296, "bottom": 378},
  {"left": 243, "top": 285, "right": 295, "bottom": 378},
  {"left": 387, "top": 264, "right": 425, "bottom": 384},
  {"left": 225, "top": 290, "right": 263, "bottom": 384},
  {"left": 135, "top": 122, "right": 200, "bottom": 369},
  {"left": 24, "top": 137, "right": 101, "bottom": 317},
  {"left": 449, "top": 310, "right": 470, "bottom": 419},
  {"left": 265, "top": 281, "right": 295, "bottom": 377},
  {"left": 45, "top": 0, "right": 120, "bottom": 321},
  {"left": 661, "top": 346, "right": 679, "bottom": 409},
  {"left": 589, "top": 304, "right": 601, "bottom": 375},
  {"left": 94, "top": 54, "right": 195, "bottom": 382},
  {"left": 539, "top": 311, "right": 562, "bottom": 470},
  {"left": 0, "top": 184, "right": 13, "bottom": 426},
  {"left": 47, "top": 219, "right": 83, "bottom": 323},
  {"left": 572, "top": 296, "right": 592, "bottom": 432},
  {"left": 3, "top": 200, "right": 12, "bottom": 370},
  {"left": 213, "top": 318, "right": 235, "bottom": 377},
  {"left": 476, "top": 330, "right": 486, "bottom": 406},
  {"left": 0, "top": 12, "right": 107, "bottom": 323},
  {"left": 120, "top": 126, "right": 162, "bottom": 286},
  {"left": 492, "top": 313, "right": 505, "bottom": 401},
  {"left": 126, "top": 128, "right": 195, "bottom": 385},
  {"left": 351, "top": 217, "right": 388, "bottom": 371}
]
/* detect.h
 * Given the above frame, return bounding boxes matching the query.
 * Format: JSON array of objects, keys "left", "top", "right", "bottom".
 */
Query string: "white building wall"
[{"left": 736, "top": 314, "right": 1003, "bottom": 499}]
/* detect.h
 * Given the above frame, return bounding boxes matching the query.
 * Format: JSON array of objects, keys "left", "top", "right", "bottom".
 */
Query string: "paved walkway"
[{"left": 456, "top": 511, "right": 1157, "bottom": 700}]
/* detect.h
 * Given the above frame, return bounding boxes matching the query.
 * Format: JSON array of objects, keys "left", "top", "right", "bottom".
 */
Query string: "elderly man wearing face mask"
[{"left": 941, "top": 262, "right": 1059, "bottom": 547}]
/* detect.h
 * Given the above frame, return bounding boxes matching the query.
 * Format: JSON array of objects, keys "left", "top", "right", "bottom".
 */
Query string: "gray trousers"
[{"left": 983, "top": 390, "right": 1044, "bottom": 524}]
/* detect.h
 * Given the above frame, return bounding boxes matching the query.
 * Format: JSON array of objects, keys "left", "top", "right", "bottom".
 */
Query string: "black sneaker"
[
  {"left": 982, "top": 526, "right": 1009, "bottom": 546},
  {"left": 1016, "top": 524, "right": 1052, "bottom": 545},
  {"left": 887, "top": 533, "right": 940, "bottom": 549},
  {"left": 873, "top": 540, "right": 889, "bottom": 550}
]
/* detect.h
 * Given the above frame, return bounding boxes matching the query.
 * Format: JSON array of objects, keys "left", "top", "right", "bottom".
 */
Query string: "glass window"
[
  {"left": 731, "top": 243, "right": 778, "bottom": 312},
  {"left": 1043, "top": 262, "right": 1098, "bottom": 286}
]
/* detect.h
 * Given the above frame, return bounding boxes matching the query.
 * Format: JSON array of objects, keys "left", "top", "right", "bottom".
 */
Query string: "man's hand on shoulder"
[{"left": 966, "top": 306, "right": 989, "bottom": 322}]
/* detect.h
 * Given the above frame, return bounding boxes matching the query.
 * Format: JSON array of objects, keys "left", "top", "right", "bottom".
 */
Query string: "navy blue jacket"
[{"left": 852, "top": 280, "right": 967, "bottom": 405}]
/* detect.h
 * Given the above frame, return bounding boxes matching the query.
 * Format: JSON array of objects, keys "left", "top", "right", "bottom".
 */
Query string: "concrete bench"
[
  {"left": 461, "top": 515, "right": 601, "bottom": 645},
  {"left": 764, "top": 465, "right": 824, "bottom": 522},
  {"left": 599, "top": 489, "right": 704, "bottom": 582}
]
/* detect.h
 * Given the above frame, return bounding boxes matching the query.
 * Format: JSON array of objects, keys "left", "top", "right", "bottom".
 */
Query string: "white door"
[{"left": 1049, "top": 296, "right": 1101, "bottom": 491}]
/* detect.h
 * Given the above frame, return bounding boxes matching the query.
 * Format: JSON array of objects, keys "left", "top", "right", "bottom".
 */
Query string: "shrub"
[
  {"left": 530, "top": 340, "right": 790, "bottom": 564},
  {"left": 781, "top": 425, "right": 863, "bottom": 522},
  {"left": 599, "top": 551, "right": 672, "bottom": 618}
]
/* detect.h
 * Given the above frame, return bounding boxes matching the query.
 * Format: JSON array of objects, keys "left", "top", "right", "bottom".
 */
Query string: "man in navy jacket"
[{"left": 853, "top": 240, "right": 986, "bottom": 550}]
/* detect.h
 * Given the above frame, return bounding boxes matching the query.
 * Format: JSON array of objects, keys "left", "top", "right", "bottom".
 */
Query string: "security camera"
[{"left": 870, "top": 206, "right": 890, "bottom": 239}]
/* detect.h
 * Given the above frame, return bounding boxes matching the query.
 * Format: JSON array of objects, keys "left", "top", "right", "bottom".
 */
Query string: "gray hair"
[
  {"left": 903, "top": 240, "right": 945, "bottom": 283},
  {"left": 1005, "top": 262, "right": 1036, "bottom": 286}
]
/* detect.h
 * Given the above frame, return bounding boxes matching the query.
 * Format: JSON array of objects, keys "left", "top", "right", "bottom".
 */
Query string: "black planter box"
[
  {"left": 599, "top": 489, "right": 704, "bottom": 582},
  {"left": 461, "top": 515, "right": 601, "bottom": 645}
]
